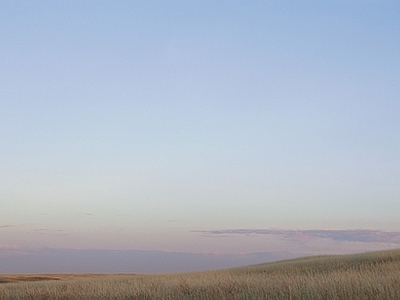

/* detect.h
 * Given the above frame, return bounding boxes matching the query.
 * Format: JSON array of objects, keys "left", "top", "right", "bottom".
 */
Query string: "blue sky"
[{"left": 1, "top": 1, "right": 400, "bottom": 272}]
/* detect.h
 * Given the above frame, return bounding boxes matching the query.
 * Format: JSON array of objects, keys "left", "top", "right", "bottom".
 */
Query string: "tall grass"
[{"left": 1, "top": 249, "right": 400, "bottom": 299}]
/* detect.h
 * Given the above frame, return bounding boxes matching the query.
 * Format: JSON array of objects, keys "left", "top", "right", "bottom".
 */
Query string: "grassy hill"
[{"left": 1, "top": 248, "right": 400, "bottom": 299}]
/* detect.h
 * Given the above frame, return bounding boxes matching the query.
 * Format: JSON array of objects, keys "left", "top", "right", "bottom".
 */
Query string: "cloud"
[
  {"left": 0, "top": 244, "right": 30, "bottom": 257},
  {"left": 192, "top": 229, "right": 400, "bottom": 244},
  {"left": 0, "top": 244, "right": 19, "bottom": 250},
  {"left": 1, "top": 223, "right": 68, "bottom": 235},
  {"left": 0, "top": 225, "right": 18, "bottom": 228}
]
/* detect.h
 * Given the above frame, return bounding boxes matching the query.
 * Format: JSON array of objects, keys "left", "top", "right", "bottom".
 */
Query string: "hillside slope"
[{"left": 1, "top": 248, "right": 400, "bottom": 299}]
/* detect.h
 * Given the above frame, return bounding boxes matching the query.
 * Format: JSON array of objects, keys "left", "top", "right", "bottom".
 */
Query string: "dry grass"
[{"left": 1, "top": 249, "right": 400, "bottom": 299}]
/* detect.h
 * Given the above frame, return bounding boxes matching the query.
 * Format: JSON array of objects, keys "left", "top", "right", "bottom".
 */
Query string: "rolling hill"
[{"left": 1, "top": 248, "right": 400, "bottom": 299}]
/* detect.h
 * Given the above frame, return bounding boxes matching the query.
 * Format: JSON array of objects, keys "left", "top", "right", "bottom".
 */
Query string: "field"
[{"left": 1, "top": 249, "right": 400, "bottom": 299}]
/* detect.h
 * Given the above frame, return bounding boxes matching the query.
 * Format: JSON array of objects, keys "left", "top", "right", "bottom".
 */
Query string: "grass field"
[{"left": 1, "top": 248, "right": 400, "bottom": 299}]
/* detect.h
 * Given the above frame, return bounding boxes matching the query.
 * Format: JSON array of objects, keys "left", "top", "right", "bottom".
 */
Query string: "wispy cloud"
[
  {"left": 33, "top": 228, "right": 68, "bottom": 236},
  {"left": 0, "top": 244, "right": 31, "bottom": 257},
  {"left": 1, "top": 223, "right": 69, "bottom": 237},
  {"left": 0, "top": 225, "right": 19, "bottom": 228},
  {"left": 192, "top": 229, "right": 400, "bottom": 244},
  {"left": 0, "top": 244, "right": 19, "bottom": 250}
]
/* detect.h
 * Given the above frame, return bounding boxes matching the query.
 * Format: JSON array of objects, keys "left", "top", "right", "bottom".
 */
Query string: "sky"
[{"left": 1, "top": 1, "right": 400, "bottom": 273}]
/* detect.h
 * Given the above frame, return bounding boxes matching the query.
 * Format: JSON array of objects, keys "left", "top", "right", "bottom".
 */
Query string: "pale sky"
[{"left": 1, "top": 1, "right": 400, "bottom": 272}]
